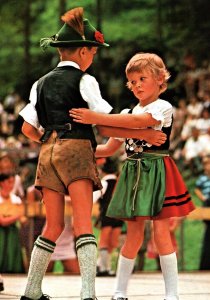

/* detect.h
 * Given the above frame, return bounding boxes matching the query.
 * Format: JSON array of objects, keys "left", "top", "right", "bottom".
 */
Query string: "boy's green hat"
[{"left": 40, "top": 7, "right": 109, "bottom": 50}]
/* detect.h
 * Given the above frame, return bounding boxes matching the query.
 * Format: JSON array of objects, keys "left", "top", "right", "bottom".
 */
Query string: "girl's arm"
[
  {"left": 95, "top": 137, "right": 123, "bottom": 157},
  {"left": 97, "top": 126, "right": 166, "bottom": 146},
  {"left": 70, "top": 108, "right": 160, "bottom": 128},
  {"left": 21, "top": 121, "right": 43, "bottom": 144}
]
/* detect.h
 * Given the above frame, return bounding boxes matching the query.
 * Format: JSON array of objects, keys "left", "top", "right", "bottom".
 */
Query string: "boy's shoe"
[
  {"left": 0, "top": 281, "right": 4, "bottom": 292},
  {"left": 20, "top": 295, "right": 51, "bottom": 300},
  {"left": 111, "top": 298, "right": 128, "bottom": 300}
]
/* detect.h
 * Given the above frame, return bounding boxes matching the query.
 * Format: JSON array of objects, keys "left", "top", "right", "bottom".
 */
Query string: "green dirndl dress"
[{"left": 106, "top": 152, "right": 167, "bottom": 219}]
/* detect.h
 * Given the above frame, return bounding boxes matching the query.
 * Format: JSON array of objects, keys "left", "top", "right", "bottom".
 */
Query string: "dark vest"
[
  {"left": 125, "top": 108, "right": 172, "bottom": 155},
  {"left": 36, "top": 66, "right": 97, "bottom": 149}
]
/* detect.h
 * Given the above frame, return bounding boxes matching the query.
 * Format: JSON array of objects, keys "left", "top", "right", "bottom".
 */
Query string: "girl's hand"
[
  {"left": 69, "top": 108, "right": 98, "bottom": 124},
  {"left": 142, "top": 128, "right": 167, "bottom": 146}
]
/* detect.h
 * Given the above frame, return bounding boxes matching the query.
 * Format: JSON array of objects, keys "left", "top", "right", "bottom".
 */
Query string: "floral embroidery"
[{"left": 95, "top": 31, "right": 104, "bottom": 43}]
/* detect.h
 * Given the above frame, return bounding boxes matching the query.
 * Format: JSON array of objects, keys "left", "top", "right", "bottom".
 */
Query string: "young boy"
[{"left": 19, "top": 8, "right": 167, "bottom": 300}]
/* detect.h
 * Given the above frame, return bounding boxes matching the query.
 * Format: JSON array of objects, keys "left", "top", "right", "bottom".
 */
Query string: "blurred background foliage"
[{"left": 1, "top": 0, "right": 210, "bottom": 110}]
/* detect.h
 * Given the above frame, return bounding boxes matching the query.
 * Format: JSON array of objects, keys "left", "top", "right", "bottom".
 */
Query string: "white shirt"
[{"left": 19, "top": 61, "right": 113, "bottom": 128}]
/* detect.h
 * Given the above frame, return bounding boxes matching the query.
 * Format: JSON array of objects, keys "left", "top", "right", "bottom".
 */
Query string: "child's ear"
[
  {"left": 78, "top": 47, "right": 85, "bottom": 57},
  {"left": 157, "top": 74, "right": 164, "bottom": 86}
]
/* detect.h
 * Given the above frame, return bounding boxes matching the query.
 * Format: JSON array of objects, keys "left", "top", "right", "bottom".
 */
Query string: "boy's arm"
[
  {"left": 21, "top": 121, "right": 43, "bottom": 144},
  {"left": 70, "top": 108, "right": 160, "bottom": 128},
  {"left": 97, "top": 126, "right": 166, "bottom": 146}
]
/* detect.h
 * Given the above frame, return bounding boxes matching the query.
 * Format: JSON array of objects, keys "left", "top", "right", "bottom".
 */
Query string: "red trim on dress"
[{"left": 153, "top": 157, "right": 195, "bottom": 219}]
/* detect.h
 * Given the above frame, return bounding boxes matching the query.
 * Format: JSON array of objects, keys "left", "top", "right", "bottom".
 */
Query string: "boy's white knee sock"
[
  {"left": 76, "top": 234, "right": 97, "bottom": 299},
  {"left": 159, "top": 252, "right": 179, "bottom": 300},
  {"left": 24, "top": 236, "right": 56, "bottom": 299},
  {"left": 112, "top": 254, "right": 135, "bottom": 299}
]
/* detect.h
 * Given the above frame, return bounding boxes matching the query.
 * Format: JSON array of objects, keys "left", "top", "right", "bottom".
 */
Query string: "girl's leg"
[
  {"left": 23, "top": 188, "right": 65, "bottom": 299},
  {"left": 68, "top": 179, "right": 96, "bottom": 300},
  {"left": 153, "top": 219, "right": 179, "bottom": 300},
  {"left": 113, "top": 220, "right": 145, "bottom": 300}
]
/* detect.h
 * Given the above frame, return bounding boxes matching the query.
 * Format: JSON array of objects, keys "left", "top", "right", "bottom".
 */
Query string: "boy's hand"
[
  {"left": 69, "top": 108, "right": 97, "bottom": 124},
  {"left": 141, "top": 128, "right": 167, "bottom": 146}
]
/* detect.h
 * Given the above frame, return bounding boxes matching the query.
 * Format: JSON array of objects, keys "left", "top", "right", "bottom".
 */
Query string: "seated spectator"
[
  {"left": 0, "top": 153, "right": 24, "bottom": 199},
  {"left": 180, "top": 114, "right": 198, "bottom": 143},
  {"left": 195, "top": 107, "right": 210, "bottom": 135},
  {"left": 170, "top": 98, "right": 188, "bottom": 152},
  {"left": 186, "top": 96, "right": 203, "bottom": 118},
  {"left": 0, "top": 173, "right": 26, "bottom": 273},
  {"left": 182, "top": 127, "right": 209, "bottom": 175}
]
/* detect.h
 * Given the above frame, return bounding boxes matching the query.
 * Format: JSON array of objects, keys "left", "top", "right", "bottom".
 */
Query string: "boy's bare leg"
[{"left": 23, "top": 189, "right": 65, "bottom": 299}]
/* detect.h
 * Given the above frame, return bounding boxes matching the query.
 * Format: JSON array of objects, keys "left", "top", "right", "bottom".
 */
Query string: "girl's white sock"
[
  {"left": 160, "top": 252, "right": 179, "bottom": 300},
  {"left": 112, "top": 254, "right": 135, "bottom": 299}
]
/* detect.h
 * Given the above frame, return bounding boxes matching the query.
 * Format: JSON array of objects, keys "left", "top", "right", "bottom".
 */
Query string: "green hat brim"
[{"left": 49, "top": 40, "right": 109, "bottom": 48}]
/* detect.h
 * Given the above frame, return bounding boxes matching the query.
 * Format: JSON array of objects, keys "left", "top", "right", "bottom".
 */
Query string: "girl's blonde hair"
[{"left": 125, "top": 52, "right": 170, "bottom": 94}]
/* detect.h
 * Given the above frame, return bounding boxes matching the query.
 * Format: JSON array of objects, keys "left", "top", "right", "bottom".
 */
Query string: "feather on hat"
[{"left": 40, "top": 7, "right": 109, "bottom": 50}]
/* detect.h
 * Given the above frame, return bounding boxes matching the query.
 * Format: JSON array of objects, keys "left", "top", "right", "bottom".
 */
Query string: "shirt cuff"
[{"left": 19, "top": 103, "right": 40, "bottom": 129}]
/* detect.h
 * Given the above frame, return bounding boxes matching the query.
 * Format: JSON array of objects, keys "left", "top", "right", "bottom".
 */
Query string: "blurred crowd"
[{"left": 169, "top": 53, "right": 210, "bottom": 175}]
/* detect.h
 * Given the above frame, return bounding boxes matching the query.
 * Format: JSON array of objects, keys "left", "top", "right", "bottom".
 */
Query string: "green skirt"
[
  {"left": 0, "top": 224, "right": 25, "bottom": 273},
  {"left": 107, "top": 153, "right": 166, "bottom": 219}
]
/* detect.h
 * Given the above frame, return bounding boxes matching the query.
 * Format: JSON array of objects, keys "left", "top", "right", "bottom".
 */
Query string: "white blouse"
[
  {"left": 117, "top": 99, "right": 173, "bottom": 146},
  {"left": 122, "top": 99, "right": 173, "bottom": 130}
]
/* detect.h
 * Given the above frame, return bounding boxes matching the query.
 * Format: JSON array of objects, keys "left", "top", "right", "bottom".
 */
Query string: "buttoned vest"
[{"left": 36, "top": 66, "right": 97, "bottom": 149}]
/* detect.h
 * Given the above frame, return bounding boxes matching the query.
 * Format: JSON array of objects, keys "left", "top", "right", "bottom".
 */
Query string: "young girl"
[{"left": 70, "top": 52, "right": 195, "bottom": 300}]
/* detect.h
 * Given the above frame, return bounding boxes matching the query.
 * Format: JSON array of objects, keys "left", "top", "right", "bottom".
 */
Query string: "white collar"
[{"left": 57, "top": 61, "right": 80, "bottom": 69}]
